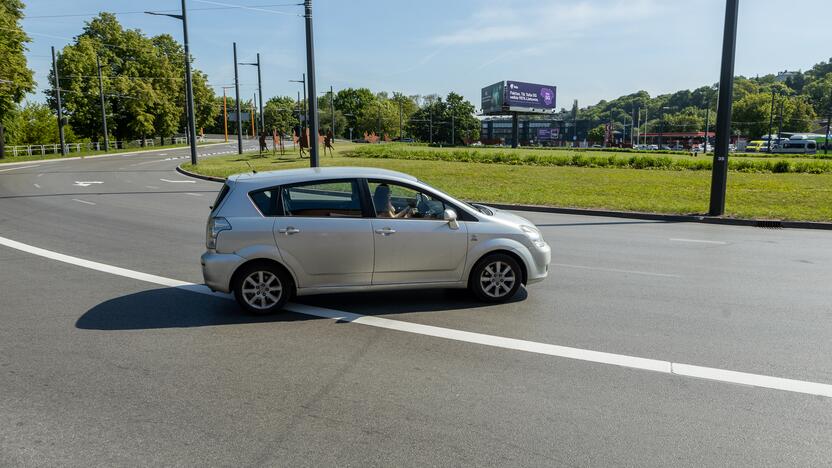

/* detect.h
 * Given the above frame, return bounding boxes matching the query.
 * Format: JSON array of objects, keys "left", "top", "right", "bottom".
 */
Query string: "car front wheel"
[
  {"left": 469, "top": 254, "right": 522, "bottom": 302},
  {"left": 233, "top": 263, "right": 291, "bottom": 315}
]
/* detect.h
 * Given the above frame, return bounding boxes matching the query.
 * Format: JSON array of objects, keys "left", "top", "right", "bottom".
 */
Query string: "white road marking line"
[
  {"left": 159, "top": 178, "right": 196, "bottom": 184},
  {"left": 37, "top": 173, "right": 44, "bottom": 177},
  {"left": 184, "top": 192, "right": 202, "bottom": 197},
  {"left": 33, "top": 184, "right": 41, "bottom": 189},
  {"left": 0, "top": 164, "right": 40, "bottom": 173},
  {"left": 145, "top": 185, "right": 159, "bottom": 189},
  {"left": 670, "top": 238, "right": 728, "bottom": 245},
  {"left": 73, "top": 181, "right": 103, "bottom": 187},
  {"left": 0, "top": 235, "right": 829, "bottom": 398},
  {"left": 71, "top": 199, "right": 96, "bottom": 206},
  {"left": 552, "top": 263, "right": 681, "bottom": 278}
]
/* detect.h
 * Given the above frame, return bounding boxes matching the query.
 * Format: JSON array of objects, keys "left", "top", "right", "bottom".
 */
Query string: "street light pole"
[
  {"left": 303, "top": 0, "right": 320, "bottom": 167},
  {"left": 233, "top": 42, "right": 243, "bottom": 154},
  {"left": 330, "top": 85, "right": 335, "bottom": 138},
  {"left": 704, "top": 100, "right": 710, "bottom": 152},
  {"left": 239, "top": 54, "right": 264, "bottom": 138},
  {"left": 96, "top": 55, "right": 109, "bottom": 151},
  {"left": 145, "top": 1, "right": 198, "bottom": 165},
  {"left": 51, "top": 46, "right": 66, "bottom": 156},
  {"left": 825, "top": 88, "right": 831, "bottom": 155},
  {"left": 708, "top": 0, "right": 739, "bottom": 217},
  {"left": 767, "top": 89, "right": 776, "bottom": 152}
]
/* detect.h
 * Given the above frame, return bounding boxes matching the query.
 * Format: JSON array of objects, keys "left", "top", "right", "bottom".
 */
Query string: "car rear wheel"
[
  {"left": 469, "top": 254, "right": 522, "bottom": 303},
  {"left": 233, "top": 264, "right": 292, "bottom": 315}
]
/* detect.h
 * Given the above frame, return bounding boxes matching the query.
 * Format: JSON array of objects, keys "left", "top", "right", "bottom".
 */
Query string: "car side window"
[
  {"left": 249, "top": 189, "right": 278, "bottom": 216},
  {"left": 281, "top": 180, "right": 362, "bottom": 218},
  {"left": 368, "top": 180, "right": 446, "bottom": 220}
]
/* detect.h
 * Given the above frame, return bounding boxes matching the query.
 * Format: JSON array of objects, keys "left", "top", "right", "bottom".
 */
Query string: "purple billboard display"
[
  {"left": 537, "top": 128, "right": 559, "bottom": 140},
  {"left": 505, "top": 81, "right": 557, "bottom": 112}
]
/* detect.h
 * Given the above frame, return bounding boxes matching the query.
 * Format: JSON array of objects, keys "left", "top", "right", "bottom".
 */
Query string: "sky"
[{"left": 19, "top": 0, "right": 832, "bottom": 110}]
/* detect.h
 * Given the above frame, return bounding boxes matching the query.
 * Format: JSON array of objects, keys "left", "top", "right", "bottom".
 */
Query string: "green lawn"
[{"left": 183, "top": 143, "right": 832, "bottom": 222}]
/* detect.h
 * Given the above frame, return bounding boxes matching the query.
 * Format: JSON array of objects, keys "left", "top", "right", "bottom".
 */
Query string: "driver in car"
[{"left": 373, "top": 184, "right": 412, "bottom": 218}]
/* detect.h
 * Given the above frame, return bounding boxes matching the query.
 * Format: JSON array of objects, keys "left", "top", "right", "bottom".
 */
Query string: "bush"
[{"left": 343, "top": 144, "right": 832, "bottom": 174}]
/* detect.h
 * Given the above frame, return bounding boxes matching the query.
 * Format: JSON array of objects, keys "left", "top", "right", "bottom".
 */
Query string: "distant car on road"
[
  {"left": 746, "top": 140, "right": 767, "bottom": 152},
  {"left": 202, "top": 167, "right": 551, "bottom": 314},
  {"left": 647, "top": 144, "right": 659, "bottom": 150}
]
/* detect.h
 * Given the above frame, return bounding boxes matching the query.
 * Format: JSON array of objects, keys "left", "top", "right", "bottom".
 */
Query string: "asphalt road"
[{"left": 1, "top": 143, "right": 831, "bottom": 467}]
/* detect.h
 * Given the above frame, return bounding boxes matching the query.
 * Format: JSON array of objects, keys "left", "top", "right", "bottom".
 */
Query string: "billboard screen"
[
  {"left": 481, "top": 81, "right": 505, "bottom": 114},
  {"left": 537, "top": 128, "right": 559, "bottom": 140},
  {"left": 505, "top": 81, "right": 557, "bottom": 113}
]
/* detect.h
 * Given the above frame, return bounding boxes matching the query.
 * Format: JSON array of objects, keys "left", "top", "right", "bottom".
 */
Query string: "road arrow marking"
[{"left": 74, "top": 181, "right": 103, "bottom": 187}]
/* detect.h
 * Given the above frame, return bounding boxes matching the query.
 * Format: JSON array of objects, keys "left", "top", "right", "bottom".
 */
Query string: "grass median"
[{"left": 183, "top": 142, "right": 832, "bottom": 222}]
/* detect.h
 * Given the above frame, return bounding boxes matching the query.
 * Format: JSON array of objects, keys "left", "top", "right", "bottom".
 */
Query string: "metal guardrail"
[{"left": 5, "top": 136, "right": 196, "bottom": 157}]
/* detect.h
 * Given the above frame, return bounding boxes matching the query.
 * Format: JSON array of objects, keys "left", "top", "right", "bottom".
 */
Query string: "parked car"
[
  {"left": 202, "top": 167, "right": 552, "bottom": 314},
  {"left": 647, "top": 144, "right": 659, "bottom": 150},
  {"left": 670, "top": 144, "right": 685, "bottom": 151},
  {"left": 745, "top": 140, "right": 767, "bottom": 152}
]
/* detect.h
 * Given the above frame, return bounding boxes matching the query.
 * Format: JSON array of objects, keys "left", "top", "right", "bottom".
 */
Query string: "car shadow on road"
[{"left": 76, "top": 286, "right": 523, "bottom": 331}]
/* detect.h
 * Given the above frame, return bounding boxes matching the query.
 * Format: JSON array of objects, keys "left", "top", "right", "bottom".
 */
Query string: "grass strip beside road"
[
  {"left": 344, "top": 144, "right": 832, "bottom": 173},
  {"left": 183, "top": 145, "right": 832, "bottom": 222}
]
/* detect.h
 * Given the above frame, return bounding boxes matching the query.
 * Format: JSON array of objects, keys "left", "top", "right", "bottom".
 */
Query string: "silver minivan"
[{"left": 201, "top": 167, "right": 551, "bottom": 314}]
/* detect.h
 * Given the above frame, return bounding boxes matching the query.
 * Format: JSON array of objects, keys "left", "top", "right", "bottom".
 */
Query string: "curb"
[
  {"left": 175, "top": 163, "right": 832, "bottom": 231},
  {"left": 176, "top": 165, "right": 225, "bottom": 183}
]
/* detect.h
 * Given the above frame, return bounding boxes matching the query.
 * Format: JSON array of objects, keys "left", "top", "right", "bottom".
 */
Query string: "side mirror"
[{"left": 443, "top": 208, "right": 459, "bottom": 230}]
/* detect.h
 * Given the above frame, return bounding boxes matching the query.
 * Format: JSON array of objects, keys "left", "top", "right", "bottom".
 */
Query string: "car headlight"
[
  {"left": 521, "top": 225, "right": 547, "bottom": 248},
  {"left": 206, "top": 217, "right": 232, "bottom": 249}
]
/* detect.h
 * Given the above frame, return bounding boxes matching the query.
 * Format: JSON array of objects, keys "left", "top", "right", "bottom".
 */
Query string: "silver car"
[{"left": 201, "top": 167, "right": 551, "bottom": 314}]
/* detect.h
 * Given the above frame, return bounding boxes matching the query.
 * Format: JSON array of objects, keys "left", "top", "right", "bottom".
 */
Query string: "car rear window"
[{"left": 212, "top": 183, "right": 231, "bottom": 212}]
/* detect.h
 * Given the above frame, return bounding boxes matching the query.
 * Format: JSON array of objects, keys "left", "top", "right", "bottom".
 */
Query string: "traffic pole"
[
  {"left": 257, "top": 53, "right": 264, "bottom": 137},
  {"left": 304, "top": 0, "right": 320, "bottom": 167},
  {"left": 767, "top": 89, "right": 775, "bottom": 152},
  {"left": 223, "top": 88, "right": 228, "bottom": 142},
  {"left": 233, "top": 42, "right": 243, "bottom": 154},
  {"left": 708, "top": 0, "right": 739, "bottom": 217},
  {"left": 96, "top": 55, "right": 109, "bottom": 151},
  {"left": 51, "top": 46, "right": 66, "bottom": 156},
  {"left": 180, "top": 0, "right": 198, "bottom": 165}
]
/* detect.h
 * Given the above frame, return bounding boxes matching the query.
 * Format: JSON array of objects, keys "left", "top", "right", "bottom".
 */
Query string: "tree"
[
  {"left": 587, "top": 125, "right": 606, "bottom": 143},
  {"left": 263, "top": 96, "right": 299, "bottom": 136},
  {"left": 409, "top": 92, "right": 479, "bottom": 145},
  {"left": 5, "top": 101, "right": 76, "bottom": 145},
  {"left": 664, "top": 107, "right": 705, "bottom": 132},
  {"left": 732, "top": 92, "right": 816, "bottom": 138},
  {"left": 334, "top": 88, "right": 376, "bottom": 136},
  {"left": 47, "top": 13, "right": 216, "bottom": 144},
  {"left": 0, "top": 0, "right": 36, "bottom": 155}
]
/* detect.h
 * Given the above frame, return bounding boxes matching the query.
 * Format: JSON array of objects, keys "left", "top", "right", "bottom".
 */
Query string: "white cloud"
[{"left": 432, "top": 0, "right": 662, "bottom": 46}]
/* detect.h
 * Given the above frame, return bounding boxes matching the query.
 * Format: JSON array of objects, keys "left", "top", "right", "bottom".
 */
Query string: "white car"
[{"left": 202, "top": 167, "right": 552, "bottom": 314}]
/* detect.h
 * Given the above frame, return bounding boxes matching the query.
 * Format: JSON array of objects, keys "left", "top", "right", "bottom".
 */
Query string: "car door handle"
[
  {"left": 375, "top": 227, "right": 396, "bottom": 236},
  {"left": 278, "top": 227, "right": 300, "bottom": 235}
]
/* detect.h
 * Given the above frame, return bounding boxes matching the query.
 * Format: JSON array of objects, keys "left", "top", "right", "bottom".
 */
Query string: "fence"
[{"left": 5, "top": 136, "right": 193, "bottom": 158}]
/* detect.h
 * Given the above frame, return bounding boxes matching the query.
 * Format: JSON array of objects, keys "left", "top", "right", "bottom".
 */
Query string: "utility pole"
[
  {"left": 704, "top": 100, "right": 710, "bottom": 152},
  {"left": 256, "top": 53, "right": 264, "bottom": 135},
  {"left": 145, "top": 1, "right": 198, "bottom": 165},
  {"left": 251, "top": 93, "right": 256, "bottom": 138},
  {"left": 767, "top": 89, "right": 776, "bottom": 152},
  {"left": 825, "top": 89, "right": 831, "bottom": 154},
  {"left": 708, "top": 0, "right": 739, "bottom": 217},
  {"left": 429, "top": 108, "right": 434, "bottom": 145},
  {"left": 233, "top": 42, "right": 243, "bottom": 154},
  {"left": 239, "top": 53, "right": 264, "bottom": 137},
  {"left": 96, "top": 55, "right": 109, "bottom": 151},
  {"left": 221, "top": 86, "right": 232, "bottom": 142},
  {"left": 51, "top": 46, "right": 66, "bottom": 156},
  {"left": 304, "top": 0, "right": 320, "bottom": 167},
  {"left": 330, "top": 85, "right": 335, "bottom": 138},
  {"left": 635, "top": 107, "right": 641, "bottom": 147},
  {"left": 451, "top": 113, "right": 455, "bottom": 146},
  {"left": 644, "top": 108, "right": 649, "bottom": 146},
  {"left": 777, "top": 98, "right": 784, "bottom": 145}
]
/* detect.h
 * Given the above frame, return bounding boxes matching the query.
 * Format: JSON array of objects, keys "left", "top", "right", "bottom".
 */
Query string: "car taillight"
[{"left": 206, "top": 217, "right": 231, "bottom": 249}]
